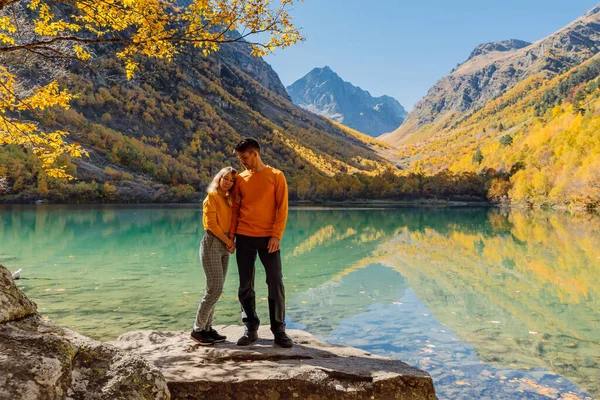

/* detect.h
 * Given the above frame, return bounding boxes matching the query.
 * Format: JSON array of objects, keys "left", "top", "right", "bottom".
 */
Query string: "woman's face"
[{"left": 220, "top": 173, "right": 235, "bottom": 192}]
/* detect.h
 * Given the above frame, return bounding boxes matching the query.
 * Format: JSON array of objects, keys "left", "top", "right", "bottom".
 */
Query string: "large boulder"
[
  {"left": 0, "top": 265, "right": 170, "bottom": 400},
  {"left": 0, "top": 265, "right": 37, "bottom": 323},
  {"left": 111, "top": 327, "right": 436, "bottom": 400}
]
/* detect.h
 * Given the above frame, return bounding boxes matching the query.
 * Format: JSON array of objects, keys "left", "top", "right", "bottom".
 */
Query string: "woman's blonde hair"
[{"left": 207, "top": 167, "right": 237, "bottom": 204}]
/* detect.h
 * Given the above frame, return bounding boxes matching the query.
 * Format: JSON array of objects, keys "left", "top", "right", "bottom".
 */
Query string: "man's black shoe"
[
  {"left": 207, "top": 327, "right": 226, "bottom": 343},
  {"left": 236, "top": 329, "right": 258, "bottom": 346},
  {"left": 274, "top": 332, "right": 293, "bottom": 348},
  {"left": 190, "top": 330, "right": 215, "bottom": 346}
]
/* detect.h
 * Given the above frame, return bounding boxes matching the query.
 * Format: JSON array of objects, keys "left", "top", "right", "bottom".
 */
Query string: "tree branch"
[{"left": 0, "top": 36, "right": 127, "bottom": 53}]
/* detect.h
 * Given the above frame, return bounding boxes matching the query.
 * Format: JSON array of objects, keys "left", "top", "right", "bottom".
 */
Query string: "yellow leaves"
[
  {"left": 273, "top": 129, "right": 338, "bottom": 176},
  {"left": 74, "top": 45, "right": 93, "bottom": 61},
  {"left": 0, "top": 33, "right": 15, "bottom": 45},
  {"left": 7, "top": 0, "right": 302, "bottom": 80},
  {"left": 31, "top": 3, "right": 80, "bottom": 36},
  {"left": 328, "top": 120, "right": 389, "bottom": 149},
  {"left": 552, "top": 105, "right": 562, "bottom": 118},
  {"left": 124, "top": 58, "right": 138, "bottom": 80},
  {"left": 395, "top": 55, "right": 600, "bottom": 208},
  {"left": 531, "top": 171, "right": 550, "bottom": 196},
  {"left": 0, "top": 16, "right": 16, "bottom": 43},
  {"left": 0, "top": 15, "right": 16, "bottom": 44},
  {"left": 250, "top": 45, "right": 266, "bottom": 57},
  {"left": 18, "top": 81, "right": 75, "bottom": 111},
  {"left": 0, "top": 67, "right": 87, "bottom": 179},
  {"left": 183, "top": 0, "right": 303, "bottom": 58},
  {"left": 27, "top": 0, "right": 42, "bottom": 9}
]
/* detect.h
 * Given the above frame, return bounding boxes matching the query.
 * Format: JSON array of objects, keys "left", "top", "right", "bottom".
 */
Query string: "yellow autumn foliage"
[{"left": 394, "top": 55, "right": 600, "bottom": 208}]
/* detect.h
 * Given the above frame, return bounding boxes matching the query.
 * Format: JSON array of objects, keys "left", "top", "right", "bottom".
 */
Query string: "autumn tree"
[{"left": 0, "top": 0, "right": 303, "bottom": 178}]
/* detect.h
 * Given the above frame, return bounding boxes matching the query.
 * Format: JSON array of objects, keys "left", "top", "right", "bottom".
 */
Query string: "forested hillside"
[
  {"left": 0, "top": 39, "right": 401, "bottom": 203},
  {"left": 392, "top": 55, "right": 600, "bottom": 208}
]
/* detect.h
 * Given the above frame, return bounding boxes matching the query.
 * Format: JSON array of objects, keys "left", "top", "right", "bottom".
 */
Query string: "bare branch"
[{"left": 0, "top": 36, "right": 127, "bottom": 53}]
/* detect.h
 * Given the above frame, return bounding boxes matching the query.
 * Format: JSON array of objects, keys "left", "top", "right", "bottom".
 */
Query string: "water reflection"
[
  {"left": 376, "top": 210, "right": 600, "bottom": 398},
  {"left": 0, "top": 205, "right": 598, "bottom": 399}
]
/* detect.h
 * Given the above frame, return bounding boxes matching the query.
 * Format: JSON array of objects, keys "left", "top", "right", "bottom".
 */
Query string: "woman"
[{"left": 191, "top": 167, "right": 237, "bottom": 345}]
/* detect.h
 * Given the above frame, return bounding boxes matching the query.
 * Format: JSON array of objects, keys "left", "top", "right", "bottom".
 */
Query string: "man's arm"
[
  {"left": 268, "top": 172, "right": 288, "bottom": 253},
  {"left": 229, "top": 177, "right": 242, "bottom": 240}
]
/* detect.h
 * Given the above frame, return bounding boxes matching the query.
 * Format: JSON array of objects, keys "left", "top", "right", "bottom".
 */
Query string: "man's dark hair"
[{"left": 234, "top": 138, "right": 261, "bottom": 154}]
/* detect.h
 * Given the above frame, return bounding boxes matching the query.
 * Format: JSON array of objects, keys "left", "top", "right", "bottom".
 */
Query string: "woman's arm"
[{"left": 204, "top": 194, "right": 235, "bottom": 248}]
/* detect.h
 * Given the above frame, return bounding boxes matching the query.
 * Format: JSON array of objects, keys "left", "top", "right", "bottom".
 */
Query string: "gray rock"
[
  {"left": 0, "top": 265, "right": 37, "bottom": 323},
  {"left": 111, "top": 327, "right": 436, "bottom": 400},
  {"left": 0, "top": 265, "right": 170, "bottom": 400}
]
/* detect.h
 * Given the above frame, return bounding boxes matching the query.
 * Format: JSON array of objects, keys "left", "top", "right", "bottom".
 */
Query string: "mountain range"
[
  {"left": 2, "top": 4, "right": 600, "bottom": 208},
  {"left": 287, "top": 67, "right": 407, "bottom": 137}
]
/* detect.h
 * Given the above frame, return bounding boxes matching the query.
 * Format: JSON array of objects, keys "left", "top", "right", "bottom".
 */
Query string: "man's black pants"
[{"left": 235, "top": 234, "right": 286, "bottom": 334}]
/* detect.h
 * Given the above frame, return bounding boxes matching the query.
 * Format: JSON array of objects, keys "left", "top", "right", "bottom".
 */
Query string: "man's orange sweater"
[{"left": 230, "top": 166, "right": 288, "bottom": 239}]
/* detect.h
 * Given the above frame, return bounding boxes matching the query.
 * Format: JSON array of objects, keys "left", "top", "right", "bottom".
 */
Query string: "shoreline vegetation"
[
  {"left": 0, "top": 199, "right": 597, "bottom": 212},
  {"left": 0, "top": 198, "right": 490, "bottom": 207}
]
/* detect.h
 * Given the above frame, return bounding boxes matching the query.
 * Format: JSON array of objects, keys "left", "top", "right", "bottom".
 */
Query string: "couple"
[{"left": 190, "top": 138, "right": 293, "bottom": 348}]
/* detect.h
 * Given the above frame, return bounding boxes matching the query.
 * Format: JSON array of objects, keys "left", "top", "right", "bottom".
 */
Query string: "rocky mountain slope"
[
  {"left": 287, "top": 66, "right": 407, "bottom": 137},
  {"left": 383, "top": 5, "right": 600, "bottom": 145}
]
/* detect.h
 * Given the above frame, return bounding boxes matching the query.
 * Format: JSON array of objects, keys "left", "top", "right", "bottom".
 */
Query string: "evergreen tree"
[{"left": 472, "top": 148, "right": 484, "bottom": 164}]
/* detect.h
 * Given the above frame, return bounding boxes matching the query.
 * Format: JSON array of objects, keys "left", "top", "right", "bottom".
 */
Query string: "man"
[{"left": 229, "top": 138, "right": 293, "bottom": 348}]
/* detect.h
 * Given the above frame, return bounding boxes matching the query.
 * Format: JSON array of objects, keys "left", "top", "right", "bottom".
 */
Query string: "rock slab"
[
  {"left": 111, "top": 326, "right": 436, "bottom": 400},
  {"left": 0, "top": 265, "right": 170, "bottom": 400}
]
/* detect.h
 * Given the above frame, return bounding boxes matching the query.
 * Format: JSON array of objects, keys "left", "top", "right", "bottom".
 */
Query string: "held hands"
[
  {"left": 267, "top": 237, "right": 280, "bottom": 253},
  {"left": 225, "top": 238, "right": 236, "bottom": 254}
]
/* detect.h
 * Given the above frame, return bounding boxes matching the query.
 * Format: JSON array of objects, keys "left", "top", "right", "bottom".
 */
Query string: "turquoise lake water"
[{"left": 1, "top": 205, "right": 598, "bottom": 399}]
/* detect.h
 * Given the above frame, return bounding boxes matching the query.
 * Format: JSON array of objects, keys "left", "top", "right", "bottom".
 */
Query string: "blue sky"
[{"left": 263, "top": 0, "right": 599, "bottom": 110}]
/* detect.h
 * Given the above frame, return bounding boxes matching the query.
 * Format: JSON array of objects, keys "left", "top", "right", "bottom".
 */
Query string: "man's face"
[{"left": 236, "top": 150, "right": 258, "bottom": 170}]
